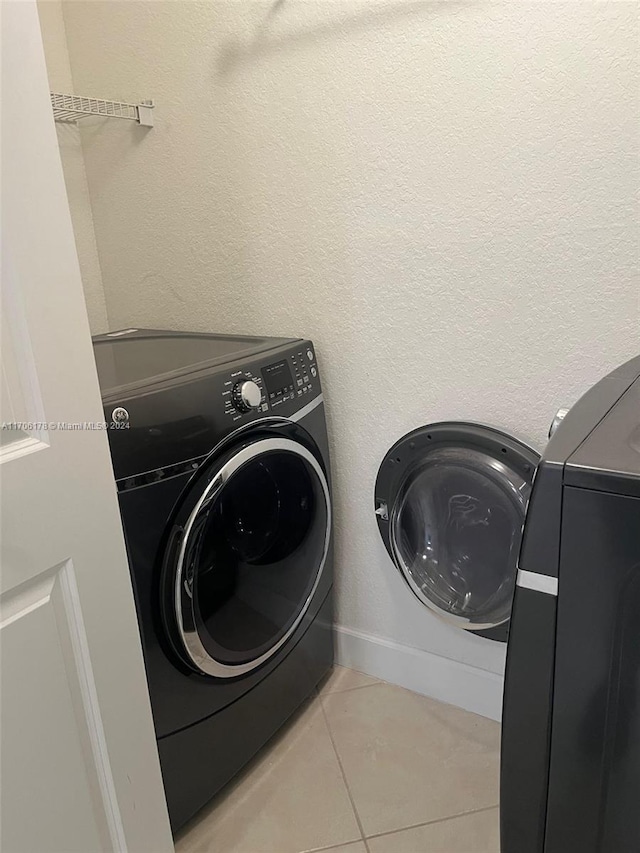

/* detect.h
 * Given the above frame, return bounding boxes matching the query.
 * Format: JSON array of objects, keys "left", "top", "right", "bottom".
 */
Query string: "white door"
[{"left": 0, "top": 2, "right": 174, "bottom": 851}]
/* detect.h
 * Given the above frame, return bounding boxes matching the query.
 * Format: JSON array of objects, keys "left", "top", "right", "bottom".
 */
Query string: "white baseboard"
[{"left": 334, "top": 624, "right": 504, "bottom": 722}]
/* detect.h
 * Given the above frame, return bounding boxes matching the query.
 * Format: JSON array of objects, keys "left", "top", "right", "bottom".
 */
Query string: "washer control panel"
[{"left": 222, "top": 342, "right": 320, "bottom": 422}]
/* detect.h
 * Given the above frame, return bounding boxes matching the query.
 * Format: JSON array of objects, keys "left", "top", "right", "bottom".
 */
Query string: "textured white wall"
[
  {"left": 37, "top": 0, "right": 109, "bottom": 335},
  {"left": 62, "top": 1, "right": 639, "bottom": 678}
]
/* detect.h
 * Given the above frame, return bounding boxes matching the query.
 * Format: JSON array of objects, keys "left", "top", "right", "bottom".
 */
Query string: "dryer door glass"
[
  {"left": 391, "top": 447, "right": 530, "bottom": 629},
  {"left": 175, "top": 438, "right": 331, "bottom": 677}
]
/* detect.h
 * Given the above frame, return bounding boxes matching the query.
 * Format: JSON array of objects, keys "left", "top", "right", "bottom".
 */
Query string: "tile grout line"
[
  {"left": 303, "top": 838, "right": 368, "bottom": 853},
  {"left": 364, "top": 802, "right": 500, "bottom": 843},
  {"left": 318, "top": 696, "right": 372, "bottom": 853},
  {"left": 320, "top": 679, "right": 383, "bottom": 699}
]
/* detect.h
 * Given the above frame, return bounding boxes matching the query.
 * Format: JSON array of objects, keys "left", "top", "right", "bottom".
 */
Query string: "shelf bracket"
[{"left": 50, "top": 93, "right": 154, "bottom": 128}]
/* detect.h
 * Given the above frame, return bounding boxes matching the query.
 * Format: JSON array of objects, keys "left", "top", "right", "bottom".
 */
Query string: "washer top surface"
[{"left": 93, "top": 328, "right": 298, "bottom": 398}]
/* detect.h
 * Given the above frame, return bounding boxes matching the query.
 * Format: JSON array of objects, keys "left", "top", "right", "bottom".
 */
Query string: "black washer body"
[{"left": 93, "top": 329, "right": 334, "bottom": 831}]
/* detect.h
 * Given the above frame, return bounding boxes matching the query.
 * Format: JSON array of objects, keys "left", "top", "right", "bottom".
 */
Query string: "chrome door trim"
[
  {"left": 516, "top": 569, "right": 558, "bottom": 597},
  {"left": 289, "top": 393, "right": 323, "bottom": 422},
  {"left": 174, "top": 437, "right": 331, "bottom": 678}
]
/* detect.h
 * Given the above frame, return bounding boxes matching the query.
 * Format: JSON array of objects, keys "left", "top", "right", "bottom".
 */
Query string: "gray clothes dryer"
[
  {"left": 375, "top": 423, "right": 540, "bottom": 641},
  {"left": 501, "top": 353, "right": 640, "bottom": 853}
]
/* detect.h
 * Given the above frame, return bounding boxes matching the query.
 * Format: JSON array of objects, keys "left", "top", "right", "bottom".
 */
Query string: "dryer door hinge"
[{"left": 375, "top": 501, "right": 388, "bottom": 521}]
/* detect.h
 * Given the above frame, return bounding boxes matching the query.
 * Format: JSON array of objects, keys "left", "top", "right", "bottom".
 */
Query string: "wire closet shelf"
[{"left": 50, "top": 93, "right": 154, "bottom": 127}]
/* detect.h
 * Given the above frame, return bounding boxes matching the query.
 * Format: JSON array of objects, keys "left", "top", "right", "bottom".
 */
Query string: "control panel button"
[
  {"left": 307, "top": 349, "right": 314, "bottom": 361},
  {"left": 311, "top": 366, "right": 317, "bottom": 377},
  {"left": 233, "top": 380, "right": 262, "bottom": 412}
]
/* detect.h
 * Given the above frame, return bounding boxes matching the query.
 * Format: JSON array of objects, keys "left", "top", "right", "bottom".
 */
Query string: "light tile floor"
[{"left": 175, "top": 667, "right": 500, "bottom": 853}]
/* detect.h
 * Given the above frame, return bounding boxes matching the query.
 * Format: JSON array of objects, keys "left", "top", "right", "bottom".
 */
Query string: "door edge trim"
[{"left": 516, "top": 569, "right": 558, "bottom": 597}]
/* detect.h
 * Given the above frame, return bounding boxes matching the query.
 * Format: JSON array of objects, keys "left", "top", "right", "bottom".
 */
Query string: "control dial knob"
[{"left": 233, "top": 380, "right": 262, "bottom": 412}]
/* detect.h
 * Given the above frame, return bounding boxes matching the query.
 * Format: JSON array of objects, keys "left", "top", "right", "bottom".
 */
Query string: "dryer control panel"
[
  {"left": 221, "top": 343, "right": 320, "bottom": 422},
  {"left": 265, "top": 345, "right": 318, "bottom": 410},
  {"left": 100, "top": 338, "right": 324, "bottom": 480}
]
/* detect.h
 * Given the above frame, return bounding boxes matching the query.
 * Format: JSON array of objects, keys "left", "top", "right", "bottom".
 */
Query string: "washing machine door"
[
  {"left": 162, "top": 435, "right": 331, "bottom": 678},
  {"left": 375, "top": 423, "right": 539, "bottom": 641}
]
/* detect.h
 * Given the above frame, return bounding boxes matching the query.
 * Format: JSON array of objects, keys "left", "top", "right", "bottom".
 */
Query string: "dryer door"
[
  {"left": 375, "top": 423, "right": 539, "bottom": 641},
  {"left": 163, "top": 436, "right": 331, "bottom": 678}
]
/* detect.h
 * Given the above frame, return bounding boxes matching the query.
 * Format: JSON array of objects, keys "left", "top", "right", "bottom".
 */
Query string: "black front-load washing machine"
[
  {"left": 92, "top": 329, "right": 334, "bottom": 831},
  {"left": 374, "top": 423, "right": 540, "bottom": 641}
]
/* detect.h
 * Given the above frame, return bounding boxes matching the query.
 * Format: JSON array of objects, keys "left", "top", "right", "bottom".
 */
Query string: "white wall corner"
[
  {"left": 37, "top": 0, "right": 109, "bottom": 336},
  {"left": 334, "top": 624, "right": 505, "bottom": 723}
]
